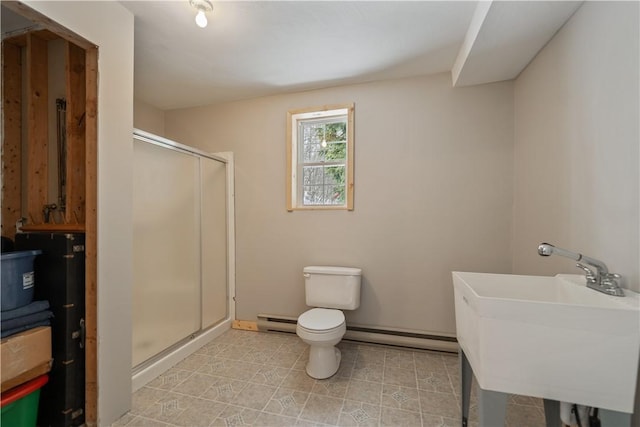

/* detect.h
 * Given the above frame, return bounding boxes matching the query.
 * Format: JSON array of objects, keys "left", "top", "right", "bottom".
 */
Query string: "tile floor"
[{"left": 113, "top": 329, "right": 546, "bottom": 427}]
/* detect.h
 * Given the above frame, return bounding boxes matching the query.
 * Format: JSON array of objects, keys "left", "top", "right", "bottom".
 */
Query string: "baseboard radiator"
[{"left": 256, "top": 314, "right": 458, "bottom": 353}]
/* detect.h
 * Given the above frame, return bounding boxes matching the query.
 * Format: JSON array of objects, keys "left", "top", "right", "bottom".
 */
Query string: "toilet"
[{"left": 296, "top": 266, "right": 362, "bottom": 379}]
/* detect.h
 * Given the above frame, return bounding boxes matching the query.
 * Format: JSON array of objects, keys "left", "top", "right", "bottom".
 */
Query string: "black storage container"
[{"left": 15, "top": 232, "right": 85, "bottom": 427}]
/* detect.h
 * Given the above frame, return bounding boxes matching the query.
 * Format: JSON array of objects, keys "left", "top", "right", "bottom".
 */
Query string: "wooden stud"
[
  {"left": 2, "top": 33, "right": 28, "bottom": 47},
  {"left": 84, "top": 46, "right": 98, "bottom": 427},
  {"left": 232, "top": 320, "right": 259, "bottom": 331},
  {"left": 2, "top": 30, "right": 60, "bottom": 48},
  {"left": 26, "top": 32, "right": 48, "bottom": 225},
  {"left": 65, "top": 41, "right": 86, "bottom": 224},
  {"left": 2, "top": 2, "right": 96, "bottom": 50},
  {"left": 2, "top": 3, "right": 98, "bottom": 421},
  {"left": 1, "top": 41, "right": 22, "bottom": 239}
]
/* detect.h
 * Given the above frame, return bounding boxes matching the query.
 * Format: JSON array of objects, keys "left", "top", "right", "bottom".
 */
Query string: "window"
[{"left": 287, "top": 104, "right": 354, "bottom": 211}]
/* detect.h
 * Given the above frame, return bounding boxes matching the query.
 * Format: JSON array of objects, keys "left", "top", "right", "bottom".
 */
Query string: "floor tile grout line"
[
  {"left": 122, "top": 330, "right": 548, "bottom": 427},
  {"left": 413, "top": 351, "right": 426, "bottom": 426}
]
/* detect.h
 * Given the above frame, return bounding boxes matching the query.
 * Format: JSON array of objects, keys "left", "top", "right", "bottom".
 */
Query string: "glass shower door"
[
  {"left": 201, "top": 158, "right": 228, "bottom": 329},
  {"left": 132, "top": 139, "right": 201, "bottom": 367}
]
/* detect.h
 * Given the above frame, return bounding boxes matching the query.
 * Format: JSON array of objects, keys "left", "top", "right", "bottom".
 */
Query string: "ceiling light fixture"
[{"left": 189, "top": 0, "right": 213, "bottom": 28}]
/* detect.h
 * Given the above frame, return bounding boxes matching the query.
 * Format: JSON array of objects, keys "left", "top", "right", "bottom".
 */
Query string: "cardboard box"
[{"left": 1, "top": 326, "right": 52, "bottom": 385}]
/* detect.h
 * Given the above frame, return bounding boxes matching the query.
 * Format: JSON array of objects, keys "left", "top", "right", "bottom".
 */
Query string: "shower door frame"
[{"left": 131, "top": 129, "right": 236, "bottom": 390}]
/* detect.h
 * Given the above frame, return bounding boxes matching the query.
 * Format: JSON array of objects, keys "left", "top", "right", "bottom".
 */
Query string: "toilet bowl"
[
  {"left": 296, "top": 308, "right": 346, "bottom": 379},
  {"left": 296, "top": 266, "right": 361, "bottom": 379}
]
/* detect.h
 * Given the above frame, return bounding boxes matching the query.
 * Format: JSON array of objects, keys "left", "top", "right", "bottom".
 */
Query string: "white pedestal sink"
[{"left": 452, "top": 272, "right": 640, "bottom": 425}]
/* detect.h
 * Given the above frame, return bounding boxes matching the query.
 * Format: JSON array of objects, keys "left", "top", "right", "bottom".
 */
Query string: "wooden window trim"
[{"left": 286, "top": 103, "right": 354, "bottom": 211}]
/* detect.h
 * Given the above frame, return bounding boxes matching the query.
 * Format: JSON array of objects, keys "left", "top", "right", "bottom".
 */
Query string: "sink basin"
[{"left": 452, "top": 272, "right": 640, "bottom": 413}]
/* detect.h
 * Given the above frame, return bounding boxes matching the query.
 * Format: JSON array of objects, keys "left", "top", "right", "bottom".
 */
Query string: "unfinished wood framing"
[
  {"left": 26, "top": 32, "right": 48, "bottom": 224},
  {"left": 65, "top": 41, "right": 86, "bottom": 224},
  {"left": 84, "top": 46, "right": 98, "bottom": 427},
  {"left": 2, "top": 1, "right": 95, "bottom": 51},
  {"left": 1, "top": 41, "right": 22, "bottom": 239},
  {"left": 1, "top": 3, "right": 99, "bottom": 424}
]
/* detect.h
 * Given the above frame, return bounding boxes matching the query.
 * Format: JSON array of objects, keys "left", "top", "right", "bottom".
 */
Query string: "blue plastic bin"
[{"left": 1, "top": 250, "right": 42, "bottom": 311}]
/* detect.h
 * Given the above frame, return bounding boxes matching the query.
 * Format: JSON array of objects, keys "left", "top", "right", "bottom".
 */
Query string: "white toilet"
[{"left": 296, "top": 266, "right": 362, "bottom": 379}]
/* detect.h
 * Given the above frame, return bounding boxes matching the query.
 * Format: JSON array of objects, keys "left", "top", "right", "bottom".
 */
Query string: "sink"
[{"left": 452, "top": 272, "right": 640, "bottom": 413}]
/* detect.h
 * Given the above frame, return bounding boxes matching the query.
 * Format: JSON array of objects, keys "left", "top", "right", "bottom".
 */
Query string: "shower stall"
[{"left": 131, "top": 130, "right": 235, "bottom": 389}]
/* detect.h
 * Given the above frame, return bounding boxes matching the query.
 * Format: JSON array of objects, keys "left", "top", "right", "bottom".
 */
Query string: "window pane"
[
  {"left": 302, "top": 165, "right": 346, "bottom": 206},
  {"left": 302, "top": 166, "right": 345, "bottom": 187},
  {"left": 325, "top": 185, "right": 345, "bottom": 205},
  {"left": 302, "top": 123, "right": 323, "bottom": 144},
  {"left": 303, "top": 165, "right": 324, "bottom": 185},
  {"left": 300, "top": 120, "right": 347, "bottom": 163},
  {"left": 303, "top": 144, "right": 324, "bottom": 162},
  {"left": 301, "top": 123, "right": 325, "bottom": 162},
  {"left": 324, "top": 165, "right": 345, "bottom": 186},
  {"left": 303, "top": 185, "right": 325, "bottom": 205},
  {"left": 324, "top": 121, "right": 346, "bottom": 142},
  {"left": 322, "top": 141, "right": 346, "bottom": 161},
  {"left": 303, "top": 184, "right": 345, "bottom": 206}
]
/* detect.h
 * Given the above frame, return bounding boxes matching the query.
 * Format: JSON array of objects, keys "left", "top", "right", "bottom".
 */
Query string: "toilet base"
[{"left": 306, "top": 346, "right": 342, "bottom": 379}]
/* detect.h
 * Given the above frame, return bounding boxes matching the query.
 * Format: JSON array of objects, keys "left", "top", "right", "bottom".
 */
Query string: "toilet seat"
[
  {"left": 298, "top": 308, "right": 344, "bottom": 332},
  {"left": 296, "top": 307, "right": 347, "bottom": 380}
]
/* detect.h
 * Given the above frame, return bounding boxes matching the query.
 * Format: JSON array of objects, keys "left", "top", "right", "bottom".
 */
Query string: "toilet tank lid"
[{"left": 304, "top": 266, "right": 362, "bottom": 276}]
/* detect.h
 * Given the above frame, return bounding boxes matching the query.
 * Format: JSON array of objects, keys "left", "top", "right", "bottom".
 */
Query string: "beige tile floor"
[{"left": 113, "top": 329, "right": 546, "bottom": 427}]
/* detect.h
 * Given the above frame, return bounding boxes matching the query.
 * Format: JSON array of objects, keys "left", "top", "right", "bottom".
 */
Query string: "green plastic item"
[{"left": 1, "top": 375, "right": 48, "bottom": 427}]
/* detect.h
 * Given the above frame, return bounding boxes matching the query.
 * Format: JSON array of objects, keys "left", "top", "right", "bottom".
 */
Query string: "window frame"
[{"left": 286, "top": 103, "right": 354, "bottom": 211}]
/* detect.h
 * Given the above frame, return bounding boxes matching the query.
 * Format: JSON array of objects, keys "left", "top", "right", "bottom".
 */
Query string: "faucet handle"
[
  {"left": 599, "top": 272, "right": 625, "bottom": 296},
  {"left": 601, "top": 272, "right": 622, "bottom": 286},
  {"left": 576, "top": 263, "right": 596, "bottom": 282}
]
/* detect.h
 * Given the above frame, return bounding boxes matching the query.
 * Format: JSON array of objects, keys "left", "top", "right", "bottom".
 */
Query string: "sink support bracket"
[
  {"left": 459, "top": 347, "right": 634, "bottom": 427},
  {"left": 478, "top": 388, "right": 508, "bottom": 425},
  {"left": 460, "top": 348, "right": 472, "bottom": 427},
  {"left": 543, "top": 399, "right": 560, "bottom": 426},
  {"left": 459, "top": 347, "right": 508, "bottom": 426}
]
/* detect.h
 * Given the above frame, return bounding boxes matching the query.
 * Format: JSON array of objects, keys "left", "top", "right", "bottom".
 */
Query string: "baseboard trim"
[{"left": 255, "top": 314, "right": 458, "bottom": 353}]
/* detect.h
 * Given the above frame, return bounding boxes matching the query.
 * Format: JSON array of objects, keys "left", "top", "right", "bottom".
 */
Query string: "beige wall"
[
  {"left": 16, "top": 0, "right": 637, "bottom": 423},
  {"left": 165, "top": 73, "right": 514, "bottom": 335},
  {"left": 512, "top": 2, "right": 639, "bottom": 292},
  {"left": 134, "top": 98, "right": 165, "bottom": 136},
  {"left": 23, "top": 1, "right": 135, "bottom": 424}
]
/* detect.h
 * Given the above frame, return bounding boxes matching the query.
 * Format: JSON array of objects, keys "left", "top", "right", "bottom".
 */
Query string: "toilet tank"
[{"left": 304, "top": 266, "right": 362, "bottom": 310}]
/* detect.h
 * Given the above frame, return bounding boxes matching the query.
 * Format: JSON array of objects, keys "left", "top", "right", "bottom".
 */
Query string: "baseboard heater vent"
[{"left": 257, "top": 314, "right": 458, "bottom": 353}]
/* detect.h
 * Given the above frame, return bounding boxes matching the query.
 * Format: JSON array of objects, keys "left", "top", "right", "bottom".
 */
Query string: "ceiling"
[
  {"left": 2, "top": 1, "right": 582, "bottom": 111},
  {"left": 123, "top": 0, "right": 481, "bottom": 110}
]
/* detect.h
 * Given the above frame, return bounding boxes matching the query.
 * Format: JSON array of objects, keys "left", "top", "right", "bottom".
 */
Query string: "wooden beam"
[
  {"left": 2, "top": 29, "right": 60, "bottom": 47},
  {"left": 84, "top": 46, "right": 98, "bottom": 427},
  {"left": 65, "top": 41, "right": 86, "bottom": 224},
  {"left": 232, "top": 320, "right": 259, "bottom": 331},
  {"left": 1, "top": 41, "right": 22, "bottom": 239},
  {"left": 2, "top": 1, "right": 96, "bottom": 50},
  {"left": 20, "top": 223, "right": 85, "bottom": 233},
  {"left": 26, "top": 32, "right": 48, "bottom": 225}
]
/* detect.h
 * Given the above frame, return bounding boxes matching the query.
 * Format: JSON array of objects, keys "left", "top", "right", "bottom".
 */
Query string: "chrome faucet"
[{"left": 537, "top": 243, "right": 624, "bottom": 297}]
